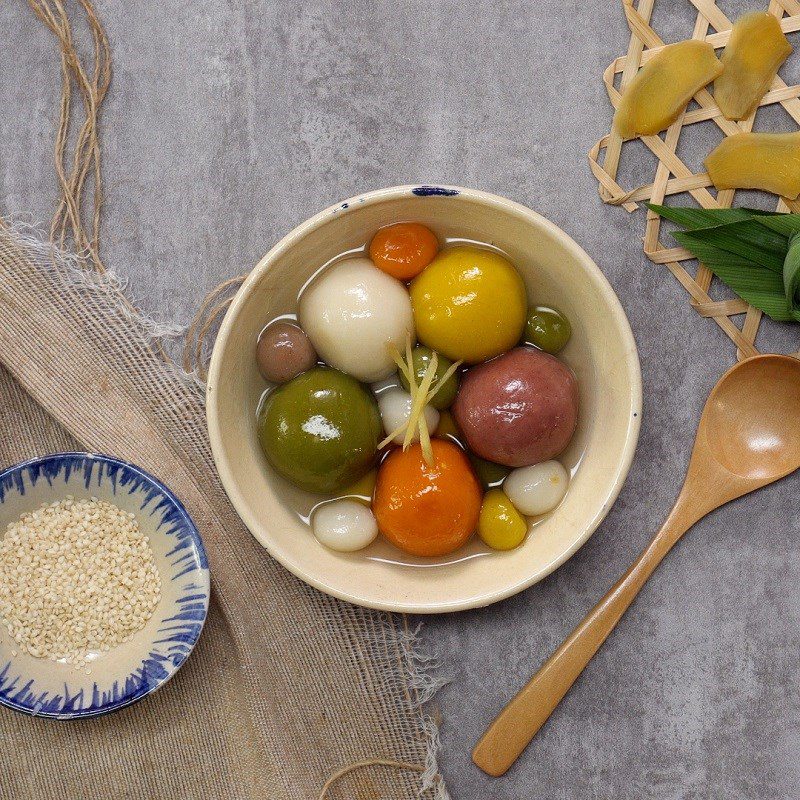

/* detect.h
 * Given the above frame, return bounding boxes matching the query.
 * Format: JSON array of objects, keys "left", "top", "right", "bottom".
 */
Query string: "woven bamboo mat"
[{"left": 589, "top": 0, "right": 800, "bottom": 360}]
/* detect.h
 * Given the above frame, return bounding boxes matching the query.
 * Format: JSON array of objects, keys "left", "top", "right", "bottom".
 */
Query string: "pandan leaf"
[
  {"left": 784, "top": 234, "right": 800, "bottom": 316},
  {"left": 646, "top": 204, "right": 778, "bottom": 230},
  {"left": 674, "top": 222, "right": 787, "bottom": 273},
  {"left": 756, "top": 215, "right": 800, "bottom": 238},
  {"left": 671, "top": 231, "right": 766, "bottom": 270},
  {"left": 648, "top": 204, "right": 800, "bottom": 323},
  {"left": 673, "top": 231, "right": 798, "bottom": 322}
]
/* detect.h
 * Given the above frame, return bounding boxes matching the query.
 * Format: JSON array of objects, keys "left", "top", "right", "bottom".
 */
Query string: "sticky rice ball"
[
  {"left": 377, "top": 388, "right": 440, "bottom": 445},
  {"left": 504, "top": 461, "right": 569, "bottom": 516},
  {"left": 299, "top": 258, "right": 415, "bottom": 382},
  {"left": 312, "top": 499, "right": 379, "bottom": 552},
  {"left": 410, "top": 246, "right": 527, "bottom": 364},
  {"left": 257, "top": 367, "right": 382, "bottom": 494},
  {"left": 256, "top": 320, "right": 317, "bottom": 383},
  {"left": 453, "top": 347, "right": 578, "bottom": 467}
]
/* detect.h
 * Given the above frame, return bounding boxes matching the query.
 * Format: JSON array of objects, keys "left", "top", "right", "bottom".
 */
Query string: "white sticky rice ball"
[
  {"left": 299, "top": 257, "right": 415, "bottom": 383},
  {"left": 377, "top": 388, "right": 440, "bottom": 444},
  {"left": 503, "top": 461, "right": 570, "bottom": 516},
  {"left": 312, "top": 499, "right": 379, "bottom": 552}
]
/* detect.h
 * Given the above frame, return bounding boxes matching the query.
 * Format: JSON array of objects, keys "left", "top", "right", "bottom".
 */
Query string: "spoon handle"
[{"left": 472, "top": 499, "right": 699, "bottom": 777}]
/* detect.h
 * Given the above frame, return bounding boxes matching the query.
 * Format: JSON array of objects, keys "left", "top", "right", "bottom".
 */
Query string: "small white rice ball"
[
  {"left": 377, "top": 388, "right": 440, "bottom": 444},
  {"left": 299, "top": 258, "right": 415, "bottom": 382},
  {"left": 504, "top": 461, "right": 569, "bottom": 516},
  {"left": 312, "top": 499, "right": 379, "bottom": 552}
]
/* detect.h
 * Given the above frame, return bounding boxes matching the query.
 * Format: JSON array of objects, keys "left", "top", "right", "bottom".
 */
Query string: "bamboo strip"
[
  {"left": 693, "top": 299, "right": 751, "bottom": 317},
  {"left": 777, "top": 0, "right": 800, "bottom": 15},
  {"left": 600, "top": 0, "right": 656, "bottom": 205}
]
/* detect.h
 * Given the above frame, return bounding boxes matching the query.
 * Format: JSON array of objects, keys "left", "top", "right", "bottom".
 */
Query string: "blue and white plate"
[{"left": 0, "top": 453, "right": 210, "bottom": 719}]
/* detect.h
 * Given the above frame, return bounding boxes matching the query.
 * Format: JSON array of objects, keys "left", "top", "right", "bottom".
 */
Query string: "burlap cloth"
[{"left": 0, "top": 227, "right": 446, "bottom": 799}]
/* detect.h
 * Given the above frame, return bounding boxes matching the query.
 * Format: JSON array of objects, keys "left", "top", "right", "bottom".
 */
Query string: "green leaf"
[
  {"left": 672, "top": 232, "right": 799, "bottom": 323},
  {"left": 674, "top": 223, "right": 787, "bottom": 273},
  {"left": 646, "top": 204, "right": 768, "bottom": 230},
  {"left": 647, "top": 203, "right": 800, "bottom": 324},
  {"left": 701, "top": 262, "right": 795, "bottom": 322},
  {"left": 671, "top": 232, "right": 760, "bottom": 270},
  {"left": 756, "top": 215, "right": 800, "bottom": 238},
  {"left": 784, "top": 233, "right": 800, "bottom": 315}
]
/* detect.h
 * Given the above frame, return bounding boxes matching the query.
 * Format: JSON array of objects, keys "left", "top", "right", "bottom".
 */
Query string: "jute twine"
[
  {"left": 183, "top": 273, "right": 248, "bottom": 379},
  {"left": 6, "top": 2, "right": 447, "bottom": 797},
  {"left": 24, "top": 0, "right": 179, "bottom": 362},
  {"left": 589, "top": 0, "right": 800, "bottom": 361},
  {"left": 27, "top": 0, "right": 110, "bottom": 271}
]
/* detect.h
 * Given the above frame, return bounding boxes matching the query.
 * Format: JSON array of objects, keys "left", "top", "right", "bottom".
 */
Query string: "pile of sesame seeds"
[{"left": 0, "top": 496, "right": 162, "bottom": 673}]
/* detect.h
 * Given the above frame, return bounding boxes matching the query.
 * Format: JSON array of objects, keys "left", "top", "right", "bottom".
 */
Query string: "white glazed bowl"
[
  {"left": 0, "top": 453, "right": 210, "bottom": 718},
  {"left": 207, "top": 185, "right": 641, "bottom": 613}
]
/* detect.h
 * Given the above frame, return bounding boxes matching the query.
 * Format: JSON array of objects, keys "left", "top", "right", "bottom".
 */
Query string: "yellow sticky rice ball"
[
  {"left": 409, "top": 246, "right": 527, "bottom": 363},
  {"left": 478, "top": 489, "right": 528, "bottom": 550}
]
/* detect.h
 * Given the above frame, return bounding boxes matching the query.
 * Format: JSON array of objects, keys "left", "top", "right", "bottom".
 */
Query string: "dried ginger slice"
[
  {"left": 705, "top": 132, "right": 800, "bottom": 200},
  {"left": 613, "top": 40, "right": 723, "bottom": 139},
  {"left": 714, "top": 12, "right": 792, "bottom": 122},
  {"left": 380, "top": 337, "right": 440, "bottom": 464}
]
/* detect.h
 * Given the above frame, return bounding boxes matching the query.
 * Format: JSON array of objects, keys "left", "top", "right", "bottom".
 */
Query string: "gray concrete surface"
[{"left": 2, "top": 1, "right": 799, "bottom": 797}]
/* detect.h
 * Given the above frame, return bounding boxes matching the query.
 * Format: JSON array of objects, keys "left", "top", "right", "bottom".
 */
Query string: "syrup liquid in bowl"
[{"left": 255, "top": 236, "right": 588, "bottom": 570}]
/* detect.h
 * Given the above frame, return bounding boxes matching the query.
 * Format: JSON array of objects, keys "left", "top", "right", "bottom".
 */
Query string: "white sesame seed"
[{"left": 0, "top": 498, "right": 162, "bottom": 668}]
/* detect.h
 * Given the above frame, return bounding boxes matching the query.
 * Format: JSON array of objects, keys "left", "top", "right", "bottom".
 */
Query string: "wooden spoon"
[{"left": 473, "top": 353, "right": 800, "bottom": 777}]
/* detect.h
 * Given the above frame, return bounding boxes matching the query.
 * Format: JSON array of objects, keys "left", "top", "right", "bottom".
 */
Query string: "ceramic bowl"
[
  {"left": 0, "top": 453, "right": 209, "bottom": 718},
  {"left": 207, "top": 185, "right": 641, "bottom": 613}
]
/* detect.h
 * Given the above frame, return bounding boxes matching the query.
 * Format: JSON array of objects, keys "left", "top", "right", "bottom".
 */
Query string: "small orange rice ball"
[{"left": 369, "top": 222, "right": 439, "bottom": 280}]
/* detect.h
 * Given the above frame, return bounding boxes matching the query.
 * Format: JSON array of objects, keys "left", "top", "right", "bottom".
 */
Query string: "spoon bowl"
[{"left": 702, "top": 354, "right": 800, "bottom": 480}]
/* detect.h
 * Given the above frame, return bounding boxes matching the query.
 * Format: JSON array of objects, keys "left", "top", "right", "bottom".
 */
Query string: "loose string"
[
  {"left": 316, "top": 759, "right": 424, "bottom": 800},
  {"left": 27, "top": 0, "right": 248, "bottom": 381},
  {"left": 26, "top": 0, "right": 181, "bottom": 362},
  {"left": 27, "top": 0, "right": 110, "bottom": 272},
  {"left": 182, "top": 275, "right": 247, "bottom": 379}
]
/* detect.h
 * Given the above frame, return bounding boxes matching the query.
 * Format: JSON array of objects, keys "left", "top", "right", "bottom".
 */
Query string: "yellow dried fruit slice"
[
  {"left": 705, "top": 132, "right": 800, "bottom": 200},
  {"left": 714, "top": 12, "right": 792, "bottom": 121},
  {"left": 613, "top": 40, "right": 723, "bottom": 139}
]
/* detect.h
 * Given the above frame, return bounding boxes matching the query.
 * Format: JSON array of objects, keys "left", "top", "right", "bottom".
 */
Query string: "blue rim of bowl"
[{"left": 0, "top": 452, "right": 210, "bottom": 720}]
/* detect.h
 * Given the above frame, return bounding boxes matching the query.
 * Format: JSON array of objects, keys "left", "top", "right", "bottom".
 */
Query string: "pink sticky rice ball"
[{"left": 453, "top": 347, "right": 578, "bottom": 468}]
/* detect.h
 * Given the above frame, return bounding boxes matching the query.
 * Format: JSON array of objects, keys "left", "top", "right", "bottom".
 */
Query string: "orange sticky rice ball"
[
  {"left": 373, "top": 439, "right": 481, "bottom": 557},
  {"left": 369, "top": 222, "right": 439, "bottom": 280}
]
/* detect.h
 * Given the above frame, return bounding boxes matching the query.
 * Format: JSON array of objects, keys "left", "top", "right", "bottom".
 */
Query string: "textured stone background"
[{"left": 2, "top": 1, "right": 799, "bottom": 797}]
